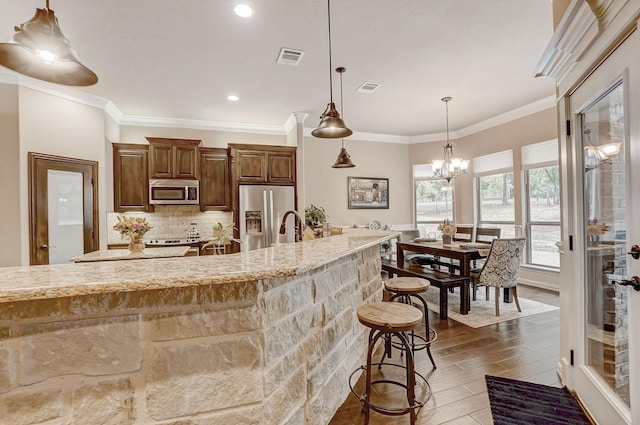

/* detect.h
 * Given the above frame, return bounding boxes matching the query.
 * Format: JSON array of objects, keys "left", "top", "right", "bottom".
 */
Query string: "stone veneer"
[{"left": 0, "top": 230, "right": 389, "bottom": 424}]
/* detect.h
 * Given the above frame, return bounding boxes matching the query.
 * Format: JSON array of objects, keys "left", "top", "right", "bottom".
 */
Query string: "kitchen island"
[{"left": 0, "top": 228, "right": 396, "bottom": 425}]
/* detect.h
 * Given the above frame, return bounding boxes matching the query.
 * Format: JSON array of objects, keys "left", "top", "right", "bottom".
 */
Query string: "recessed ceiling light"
[
  {"left": 234, "top": 4, "right": 253, "bottom": 18},
  {"left": 227, "top": 95, "right": 239, "bottom": 101}
]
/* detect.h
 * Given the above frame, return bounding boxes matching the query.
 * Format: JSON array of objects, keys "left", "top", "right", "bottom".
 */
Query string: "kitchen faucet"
[{"left": 279, "top": 210, "right": 303, "bottom": 242}]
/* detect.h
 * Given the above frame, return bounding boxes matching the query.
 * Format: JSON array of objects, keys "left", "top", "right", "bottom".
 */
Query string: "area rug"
[
  {"left": 486, "top": 375, "right": 592, "bottom": 424},
  {"left": 421, "top": 286, "right": 558, "bottom": 328}
]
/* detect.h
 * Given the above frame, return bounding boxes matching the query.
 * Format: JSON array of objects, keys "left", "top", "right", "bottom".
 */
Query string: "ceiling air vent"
[
  {"left": 277, "top": 48, "right": 304, "bottom": 65},
  {"left": 357, "top": 82, "right": 381, "bottom": 93}
]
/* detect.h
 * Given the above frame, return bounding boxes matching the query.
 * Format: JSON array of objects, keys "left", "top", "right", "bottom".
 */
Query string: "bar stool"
[
  {"left": 349, "top": 302, "right": 431, "bottom": 424},
  {"left": 382, "top": 276, "right": 437, "bottom": 369}
]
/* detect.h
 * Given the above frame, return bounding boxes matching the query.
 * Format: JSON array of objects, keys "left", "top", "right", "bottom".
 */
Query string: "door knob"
[
  {"left": 614, "top": 276, "right": 640, "bottom": 291},
  {"left": 39, "top": 244, "right": 49, "bottom": 250}
]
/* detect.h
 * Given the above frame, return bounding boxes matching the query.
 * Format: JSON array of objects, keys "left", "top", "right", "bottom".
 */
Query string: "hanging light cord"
[
  {"left": 445, "top": 98, "right": 451, "bottom": 145},
  {"left": 327, "top": 0, "right": 334, "bottom": 103},
  {"left": 339, "top": 68, "right": 344, "bottom": 148}
]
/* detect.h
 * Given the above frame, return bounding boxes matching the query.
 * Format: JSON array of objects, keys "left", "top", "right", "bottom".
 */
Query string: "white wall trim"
[
  {"left": 0, "top": 67, "right": 556, "bottom": 143},
  {"left": 119, "top": 115, "right": 286, "bottom": 135},
  {"left": 456, "top": 96, "right": 558, "bottom": 138},
  {"left": 0, "top": 68, "right": 110, "bottom": 111},
  {"left": 519, "top": 277, "right": 559, "bottom": 292}
]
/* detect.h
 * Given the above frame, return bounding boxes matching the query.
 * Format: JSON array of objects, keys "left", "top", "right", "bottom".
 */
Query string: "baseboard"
[{"left": 519, "top": 278, "right": 559, "bottom": 292}]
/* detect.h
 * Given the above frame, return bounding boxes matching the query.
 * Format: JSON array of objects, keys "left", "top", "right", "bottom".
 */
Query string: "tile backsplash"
[{"left": 107, "top": 206, "right": 233, "bottom": 244}]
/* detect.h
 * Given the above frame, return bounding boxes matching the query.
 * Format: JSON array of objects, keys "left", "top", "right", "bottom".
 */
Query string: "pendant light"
[
  {"left": 0, "top": 1, "right": 98, "bottom": 86},
  {"left": 332, "top": 67, "right": 355, "bottom": 168},
  {"left": 584, "top": 127, "right": 622, "bottom": 171},
  {"left": 312, "top": 0, "right": 352, "bottom": 139},
  {"left": 431, "top": 97, "right": 469, "bottom": 182}
]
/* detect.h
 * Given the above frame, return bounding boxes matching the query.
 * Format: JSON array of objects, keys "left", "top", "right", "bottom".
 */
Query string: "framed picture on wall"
[{"left": 347, "top": 177, "right": 389, "bottom": 209}]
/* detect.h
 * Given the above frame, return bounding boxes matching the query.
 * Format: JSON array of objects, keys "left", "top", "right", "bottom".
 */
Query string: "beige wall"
[
  {"left": 17, "top": 87, "right": 107, "bottom": 263},
  {"left": 0, "top": 84, "right": 21, "bottom": 267},
  {"left": 303, "top": 137, "right": 412, "bottom": 227}
]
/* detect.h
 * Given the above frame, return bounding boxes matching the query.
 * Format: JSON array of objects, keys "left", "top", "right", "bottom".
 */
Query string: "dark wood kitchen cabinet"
[
  {"left": 113, "top": 143, "right": 153, "bottom": 212},
  {"left": 146, "top": 137, "right": 201, "bottom": 179},
  {"left": 229, "top": 144, "right": 296, "bottom": 185},
  {"left": 199, "top": 147, "right": 231, "bottom": 211}
]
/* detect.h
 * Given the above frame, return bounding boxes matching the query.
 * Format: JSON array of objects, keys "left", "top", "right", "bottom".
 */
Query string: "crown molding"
[
  {"left": 533, "top": 0, "right": 600, "bottom": 82},
  {"left": 0, "top": 67, "right": 556, "bottom": 143},
  {"left": 119, "top": 115, "right": 286, "bottom": 135},
  {"left": 0, "top": 68, "right": 110, "bottom": 111},
  {"left": 455, "top": 95, "right": 557, "bottom": 138}
]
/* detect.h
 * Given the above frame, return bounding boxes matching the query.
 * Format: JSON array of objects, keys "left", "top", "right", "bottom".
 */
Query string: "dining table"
[{"left": 396, "top": 240, "right": 489, "bottom": 314}]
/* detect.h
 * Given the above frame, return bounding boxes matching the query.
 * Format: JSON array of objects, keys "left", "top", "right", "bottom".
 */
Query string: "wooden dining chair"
[
  {"left": 441, "top": 225, "right": 474, "bottom": 274},
  {"left": 471, "top": 238, "right": 526, "bottom": 316},
  {"left": 470, "top": 227, "right": 502, "bottom": 283},
  {"left": 452, "top": 225, "right": 474, "bottom": 243},
  {"left": 474, "top": 227, "right": 501, "bottom": 244}
]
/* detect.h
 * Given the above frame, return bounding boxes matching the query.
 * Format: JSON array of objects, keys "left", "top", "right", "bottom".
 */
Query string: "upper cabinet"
[
  {"left": 199, "top": 147, "right": 231, "bottom": 211},
  {"left": 146, "top": 137, "right": 201, "bottom": 179},
  {"left": 113, "top": 143, "right": 153, "bottom": 212},
  {"left": 230, "top": 144, "right": 296, "bottom": 185}
]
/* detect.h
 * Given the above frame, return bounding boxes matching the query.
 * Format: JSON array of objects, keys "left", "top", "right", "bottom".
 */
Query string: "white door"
[{"left": 567, "top": 31, "right": 639, "bottom": 425}]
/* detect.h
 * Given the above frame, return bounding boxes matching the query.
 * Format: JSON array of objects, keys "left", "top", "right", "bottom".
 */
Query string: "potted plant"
[
  {"left": 305, "top": 204, "right": 327, "bottom": 226},
  {"left": 202, "top": 222, "right": 242, "bottom": 254}
]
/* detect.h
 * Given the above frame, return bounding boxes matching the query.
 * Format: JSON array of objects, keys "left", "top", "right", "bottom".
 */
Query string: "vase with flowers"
[
  {"left": 113, "top": 216, "right": 153, "bottom": 252},
  {"left": 438, "top": 219, "right": 456, "bottom": 245},
  {"left": 586, "top": 219, "right": 609, "bottom": 247}
]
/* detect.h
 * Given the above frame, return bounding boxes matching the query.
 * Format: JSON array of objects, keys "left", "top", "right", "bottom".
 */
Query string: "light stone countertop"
[
  {"left": 71, "top": 246, "right": 191, "bottom": 262},
  {"left": 0, "top": 228, "right": 398, "bottom": 303}
]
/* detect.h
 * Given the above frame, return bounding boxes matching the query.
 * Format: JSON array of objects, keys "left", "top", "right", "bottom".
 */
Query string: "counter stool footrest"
[{"left": 349, "top": 364, "right": 431, "bottom": 419}]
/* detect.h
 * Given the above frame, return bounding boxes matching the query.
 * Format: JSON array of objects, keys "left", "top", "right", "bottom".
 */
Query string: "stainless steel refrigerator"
[{"left": 238, "top": 185, "right": 296, "bottom": 251}]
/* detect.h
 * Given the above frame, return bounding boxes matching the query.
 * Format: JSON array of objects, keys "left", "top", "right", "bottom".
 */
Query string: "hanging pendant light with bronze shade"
[
  {"left": 312, "top": 0, "right": 352, "bottom": 139},
  {"left": 332, "top": 67, "right": 355, "bottom": 168},
  {"left": 0, "top": 0, "right": 98, "bottom": 86}
]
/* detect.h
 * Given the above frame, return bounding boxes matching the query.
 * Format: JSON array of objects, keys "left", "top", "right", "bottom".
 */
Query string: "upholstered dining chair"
[{"left": 471, "top": 238, "right": 526, "bottom": 316}]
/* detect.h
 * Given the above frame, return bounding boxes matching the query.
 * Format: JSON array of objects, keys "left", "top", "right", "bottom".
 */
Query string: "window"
[
  {"left": 474, "top": 150, "right": 515, "bottom": 238},
  {"left": 477, "top": 172, "right": 515, "bottom": 236},
  {"left": 414, "top": 164, "right": 454, "bottom": 236},
  {"left": 522, "top": 140, "right": 560, "bottom": 268}
]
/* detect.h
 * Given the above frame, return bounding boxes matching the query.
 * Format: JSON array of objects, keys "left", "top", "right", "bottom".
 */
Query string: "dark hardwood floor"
[{"left": 329, "top": 285, "right": 560, "bottom": 425}]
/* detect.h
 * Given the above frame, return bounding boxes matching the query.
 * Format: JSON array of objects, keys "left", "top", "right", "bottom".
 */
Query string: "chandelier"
[{"left": 432, "top": 96, "right": 469, "bottom": 182}]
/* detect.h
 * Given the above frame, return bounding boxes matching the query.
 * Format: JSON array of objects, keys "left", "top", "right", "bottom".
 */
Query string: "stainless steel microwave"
[{"left": 149, "top": 179, "right": 199, "bottom": 205}]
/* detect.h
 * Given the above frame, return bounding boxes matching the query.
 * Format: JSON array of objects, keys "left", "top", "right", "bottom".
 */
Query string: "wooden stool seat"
[
  {"left": 384, "top": 276, "right": 430, "bottom": 293},
  {"left": 357, "top": 302, "right": 423, "bottom": 331},
  {"left": 381, "top": 276, "right": 437, "bottom": 369}
]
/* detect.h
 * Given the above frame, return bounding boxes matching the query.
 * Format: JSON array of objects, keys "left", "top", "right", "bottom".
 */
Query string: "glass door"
[
  {"left": 566, "top": 29, "right": 640, "bottom": 424},
  {"left": 580, "top": 82, "right": 629, "bottom": 406}
]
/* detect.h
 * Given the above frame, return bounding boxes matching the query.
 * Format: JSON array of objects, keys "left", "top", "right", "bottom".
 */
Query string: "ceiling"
[{"left": 0, "top": 0, "right": 557, "bottom": 139}]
